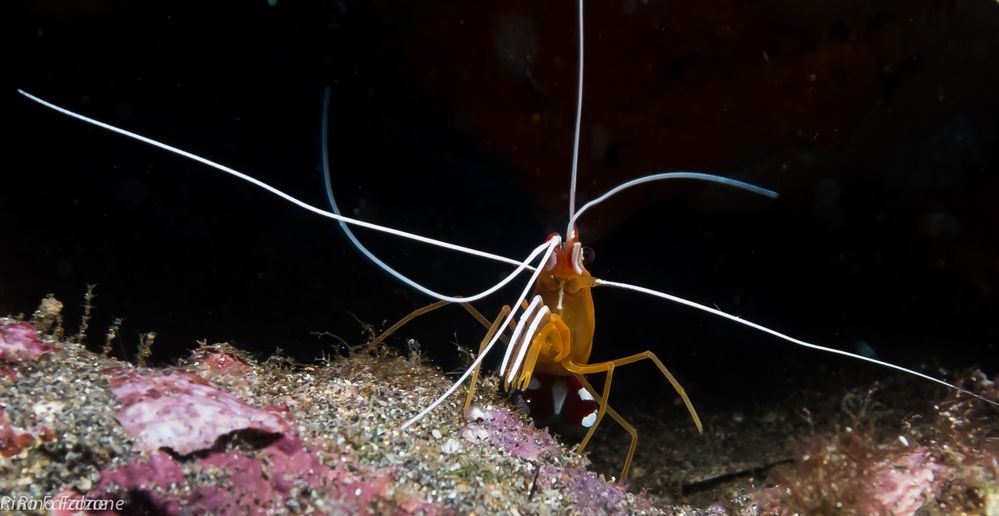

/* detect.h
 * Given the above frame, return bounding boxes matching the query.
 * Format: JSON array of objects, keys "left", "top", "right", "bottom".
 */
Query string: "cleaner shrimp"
[{"left": 15, "top": 0, "right": 999, "bottom": 480}]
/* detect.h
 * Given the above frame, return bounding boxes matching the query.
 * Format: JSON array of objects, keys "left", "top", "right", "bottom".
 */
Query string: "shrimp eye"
[{"left": 581, "top": 246, "right": 596, "bottom": 265}]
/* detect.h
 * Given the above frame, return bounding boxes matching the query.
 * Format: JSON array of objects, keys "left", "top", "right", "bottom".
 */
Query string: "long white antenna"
[
  {"left": 596, "top": 278, "right": 999, "bottom": 408},
  {"left": 319, "top": 88, "right": 538, "bottom": 302},
  {"left": 19, "top": 89, "right": 542, "bottom": 303},
  {"left": 566, "top": 0, "right": 585, "bottom": 238},
  {"left": 570, "top": 172, "right": 778, "bottom": 229}
]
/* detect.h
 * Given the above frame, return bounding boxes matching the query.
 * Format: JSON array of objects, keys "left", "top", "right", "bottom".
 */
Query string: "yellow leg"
[
  {"left": 463, "top": 305, "right": 512, "bottom": 416},
  {"left": 372, "top": 301, "right": 513, "bottom": 348},
  {"left": 574, "top": 374, "right": 638, "bottom": 481},
  {"left": 563, "top": 352, "right": 701, "bottom": 434},
  {"left": 561, "top": 351, "right": 702, "bottom": 480},
  {"left": 608, "top": 351, "right": 702, "bottom": 433},
  {"left": 369, "top": 300, "right": 451, "bottom": 347},
  {"left": 561, "top": 359, "right": 617, "bottom": 454},
  {"left": 457, "top": 303, "right": 499, "bottom": 333}
]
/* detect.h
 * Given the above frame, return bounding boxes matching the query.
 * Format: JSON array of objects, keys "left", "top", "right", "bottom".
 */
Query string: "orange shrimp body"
[
  {"left": 513, "top": 238, "right": 595, "bottom": 381},
  {"left": 496, "top": 234, "right": 701, "bottom": 479}
]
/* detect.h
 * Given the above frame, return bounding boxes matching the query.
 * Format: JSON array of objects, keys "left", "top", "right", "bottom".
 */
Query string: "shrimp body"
[
  {"left": 493, "top": 235, "right": 701, "bottom": 479},
  {"left": 507, "top": 238, "right": 593, "bottom": 382}
]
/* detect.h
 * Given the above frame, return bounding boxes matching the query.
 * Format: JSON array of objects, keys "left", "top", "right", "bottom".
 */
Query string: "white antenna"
[
  {"left": 596, "top": 278, "right": 999, "bottom": 409},
  {"left": 561, "top": 2, "right": 779, "bottom": 238},
  {"left": 566, "top": 0, "right": 584, "bottom": 239},
  {"left": 319, "top": 88, "right": 539, "bottom": 302},
  {"left": 570, "top": 172, "right": 778, "bottom": 230},
  {"left": 18, "top": 89, "right": 540, "bottom": 304}
]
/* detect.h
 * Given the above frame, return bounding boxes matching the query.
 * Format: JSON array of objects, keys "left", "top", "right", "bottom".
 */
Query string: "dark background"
[{"left": 5, "top": 0, "right": 998, "bottom": 418}]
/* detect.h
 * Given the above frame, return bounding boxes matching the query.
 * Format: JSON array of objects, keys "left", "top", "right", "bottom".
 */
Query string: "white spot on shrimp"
[
  {"left": 577, "top": 387, "right": 594, "bottom": 401},
  {"left": 581, "top": 411, "right": 598, "bottom": 428}
]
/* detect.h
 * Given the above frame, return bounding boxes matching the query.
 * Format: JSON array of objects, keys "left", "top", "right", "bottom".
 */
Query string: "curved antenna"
[
  {"left": 19, "top": 88, "right": 540, "bottom": 303},
  {"left": 569, "top": 172, "right": 779, "bottom": 230},
  {"left": 566, "top": 0, "right": 585, "bottom": 238},
  {"left": 595, "top": 278, "right": 999, "bottom": 409},
  {"left": 402, "top": 237, "right": 561, "bottom": 429},
  {"left": 320, "top": 88, "right": 538, "bottom": 302}
]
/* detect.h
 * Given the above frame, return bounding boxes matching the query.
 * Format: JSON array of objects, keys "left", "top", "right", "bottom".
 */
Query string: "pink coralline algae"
[
  {"left": 107, "top": 369, "right": 290, "bottom": 455},
  {"left": 759, "top": 373, "right": 999, "bottom": 514},
  {"left": 1, "top": 406, "right": 35, "bottom": 457},
  {"left": 461, "top": 407, "right": 646, "bottom": 513},
  {"left": 463, "top": 406, "right": 560, "bottom": 460},
  {"left": 536, "top": 464, "right": 645, "bottom": 515},
  {"left": 89, "top": 452, "right": 185, "bottom": 514},
  {"left": 858, "top": 448, "right": 946, "bottom": 515},
  {"left": 89, "top": 436, "right": 432, "bottom": 515},
  {"left": 758, "top": 438, "right": 950, "bottom": 515},
  {"left": 191, "top": 436, "right": 401, "bottom": 513},
  {"left": 0, "top": 406, "right": 54, "bottom": 457},
  {"left": 0, "top": 321, "right": 54, "bottom": 363}
]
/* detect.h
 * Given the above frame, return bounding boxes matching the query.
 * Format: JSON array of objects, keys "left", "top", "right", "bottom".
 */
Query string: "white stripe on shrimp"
[
  {"left": 506, "top": 304, "right": 552, "bottom": 387},
  {"left": 500, "top": 295, "right": 544, "bottom": 377}
]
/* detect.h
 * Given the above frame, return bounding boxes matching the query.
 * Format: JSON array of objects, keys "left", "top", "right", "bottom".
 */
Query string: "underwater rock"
[
  {"left": 0, "top": 321, "right": 54, "bottom": 363},
  {"left": 106, "top": 369, "right": 290, "bottom": 455}
]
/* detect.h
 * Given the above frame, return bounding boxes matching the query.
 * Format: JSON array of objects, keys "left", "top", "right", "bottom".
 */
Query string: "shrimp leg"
[
  {"left": 562, "top": 352, "right": 703, "bottom": 463},
  {"left": 573, "top": 374, "right": 639, "bottom": 480}
]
